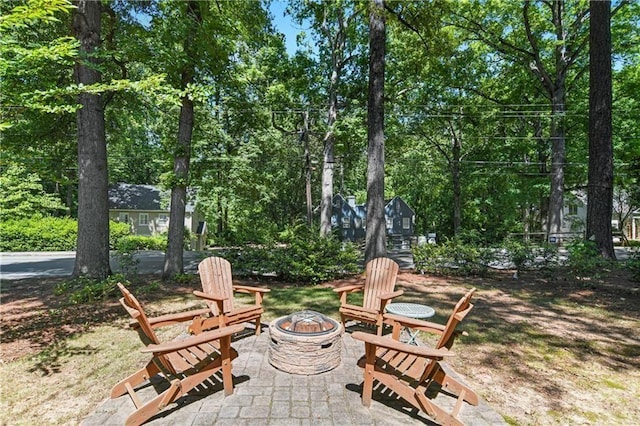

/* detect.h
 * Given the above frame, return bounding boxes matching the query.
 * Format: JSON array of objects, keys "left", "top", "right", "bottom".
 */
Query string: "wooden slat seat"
[
  {"left": 111, "top": 283, "right": 244, "bottom": 426},
  {"left": 334, "top": 257, "right": 403, "bottom": 335},
  {"left": 352, "top": 288, "right": 478, "bottom": 426},
  {"left": 190, "top": 256, "right": 270, "bottom": 335}
]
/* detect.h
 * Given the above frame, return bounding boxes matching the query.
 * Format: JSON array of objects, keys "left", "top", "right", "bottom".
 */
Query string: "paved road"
[
  {"left": 0, "top": 249, "right": 416, "bottom": 281},
  {"left": 0, "top": 251, "right": 207, "bottom": 281}
]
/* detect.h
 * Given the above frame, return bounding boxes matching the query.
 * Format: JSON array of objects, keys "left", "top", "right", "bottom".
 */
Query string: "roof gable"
[{"left": 108, "top": 184, "right": 164, "bottom": 211}]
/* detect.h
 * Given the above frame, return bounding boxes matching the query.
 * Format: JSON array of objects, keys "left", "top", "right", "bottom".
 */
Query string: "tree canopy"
[{"left": 2, "top": 0, "right": 639, "bottom": 256}]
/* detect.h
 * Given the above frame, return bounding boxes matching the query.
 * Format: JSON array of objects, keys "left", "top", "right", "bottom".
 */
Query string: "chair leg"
[
  {"left": 111, "top": 361, "right": 160, "bottom": 399},
  {"left": 362, "top": 344, "right": 376, "bottom": 407},
  {"left": 432, "top": 365, "right": 479, "bottom": 406},
  {"left": 415, "top": 391, "right": 464, "bottom": 426},
  {"left": 339, "top": 313, "right": 347, "bottom": 329},
  {"left": 220, "top": 334, "right": 234, "bottom": 396},
  {"left": 125, "top": 380, "right": 182, "bottom": 426},
  {"left": 254, "top": 317, "right": 261, "bottom": 335}
]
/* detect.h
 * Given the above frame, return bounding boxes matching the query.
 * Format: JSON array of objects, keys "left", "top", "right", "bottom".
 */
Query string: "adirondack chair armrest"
[
  {"left": 341, "top": 303, "right": 378, "bottom": 315},
  {"left": 232, "top": 285, "right": 270, "bottom": 294},
  {"left": 333, "top": 284, "right": 364, "bottom": 294},
  {"left": 147, "top": 308, "right": 212, "bottom": 329},
  {"left": 142, "top": 324, "right": 245, "bottom": 355},
  {"left": 193, "top": 290, "right": 228, "bottom": 302},
  {"left": 352, "top": 331, "right": 455, "bottom": 359},
  {"left": 383, "top": 313, "right": 446, "bottom": 335},
  {"left": 378, "top": 290, "right": 404, "bottom": 301}
]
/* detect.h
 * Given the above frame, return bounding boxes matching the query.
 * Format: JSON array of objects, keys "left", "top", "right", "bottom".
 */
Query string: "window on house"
[
  {"left": 386, "top": 218, "right": 393, "bottom": 229},
  {"left": 342, "top": 217, "right": 351, "bottom": 228},
  {"left": 568, "top": 204, "right": 578, "bottom": 216},
  {"left": 118, "top": 213, "right": 129, "bottom": 223},
  {"left": 139, "top": 213, "right": 149, "bottom": 226},
  {"left": 402, "top": 217, "right": 411, "bottom": 230},
  {"left": 158, "top": 214, "right": 168, "bottom": 225}
]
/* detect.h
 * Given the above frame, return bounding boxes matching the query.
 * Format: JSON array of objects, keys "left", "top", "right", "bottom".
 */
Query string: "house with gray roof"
[
  {"left": 332, "top": 194, "right": 415, "bottom": 246},
  {"left": 108, "top": 183, "right": 206, "bottom": 248}
]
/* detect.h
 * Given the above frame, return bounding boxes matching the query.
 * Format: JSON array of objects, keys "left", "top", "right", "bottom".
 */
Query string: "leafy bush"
[
  {"left": 0, "top": 218, "right": 139, "bottom": 252},
  {"left": 54, "top": 274, "right": 125, "bottom": 304},
  {"left": 0, "top": 164, "right": 65, "bottom": 220},
  {"left": 109, "top": 221, "right": 130, "bottom": 249},
  {"left": 502, "top": 239, "right": 535, "bottom": 275},
  {"left": 217, "top": 223, "right": 361, "bottom": 283},
  {"left": 0, "top": 216, "right": 77, "bottom": 251},
  {"left": 113, "top": 239, "right": 140, "bottom": 278},
  {"left": 277, "top": 223, "right": 361, "bottom": 283},
  {"left": 413, "top": 237, "right": 495, "bottom": 276},
  {"left": 565, "top": 239, "right": 610, "bottom": 280},
  {"left": 54, "top": 274, "right": 162, "bottom": 305},
  {"left": 500, "top": 239, "right": 559, "bottom": 278},
  {"left": 119, "top": 234, "right": 167, "bottom": 251},
  {"left": 627, "top": 249, "right": 640, "bottom": 282}
]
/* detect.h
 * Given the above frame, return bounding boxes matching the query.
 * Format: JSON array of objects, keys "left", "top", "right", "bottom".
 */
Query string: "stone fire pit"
[{"left": 268, "top": 310, "right": 343, "bottom": 375}]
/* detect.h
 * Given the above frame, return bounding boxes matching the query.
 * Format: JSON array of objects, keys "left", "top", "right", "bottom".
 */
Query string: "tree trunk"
[
  {"left": 163, "top": 76, "right": 193, "bottom": 279},
  {"left": 547, "top": 89, "right": 566, "bottom": 237},
  {"left": 521, "top": 1, "right": 582, "bottom": 241},
  {"left": 303, "top": 111, "right": 313, "bottom": 226},
  {"left": 587, "top": 0, "right": 615, "bottom": 259},
  {"left": 163, "top": 0, "right": 199, "bottom": 279},
  {"left": 320, "top": 80, "right": 338, "bottom": 237},
  {"left": 319, "top": 9, "right": 348, "bottom": 238},
  {"left": 365, "top": 0, "right": 387, "bottom": 263},
  {"left": 72, "top": 0, "right": 110, "bottom": 279},
  {"left": 452, "top": 132, "right": 462, "bottom": 236}
]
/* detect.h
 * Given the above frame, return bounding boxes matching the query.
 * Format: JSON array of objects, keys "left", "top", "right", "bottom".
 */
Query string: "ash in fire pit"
[{"left": 269, "top": 310, "right": 343, "bottom": 375}]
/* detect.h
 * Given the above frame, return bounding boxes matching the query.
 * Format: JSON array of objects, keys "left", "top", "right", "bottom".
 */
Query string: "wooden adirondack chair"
[
  {"left": 333, "top": 257, "right": 403, "bottom": 335},
  {"left": 189, "top": 256, "right": 270, "bottom": 335},
  {"left": 352, "top": 288, "right": 478, "bottom": 426},
  {"left": 111, "top": 283, "right": 244, "bottom": 426}
]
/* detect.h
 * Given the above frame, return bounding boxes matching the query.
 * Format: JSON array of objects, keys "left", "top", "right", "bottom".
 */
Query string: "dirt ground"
[{"left": 2, "top": 266, "right": 639, "bottom": 424}]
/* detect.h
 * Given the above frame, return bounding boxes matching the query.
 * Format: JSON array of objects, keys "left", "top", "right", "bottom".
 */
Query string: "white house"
[
  {"left": 108, "top": 183, "right": 207, "bottom": 249},
  {"left": 560, "top": 190, "right": 639, "bottom": 242}
]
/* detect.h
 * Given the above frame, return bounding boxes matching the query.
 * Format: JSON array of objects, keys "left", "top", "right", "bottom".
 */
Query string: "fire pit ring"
[{"left": 268, "top": 310, "right": 343, "bottom": 375}]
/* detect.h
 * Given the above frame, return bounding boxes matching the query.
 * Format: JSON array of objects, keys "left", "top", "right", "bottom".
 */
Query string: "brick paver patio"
[{"left": 82, "top": 326, "right": 506, "bottom": 425}]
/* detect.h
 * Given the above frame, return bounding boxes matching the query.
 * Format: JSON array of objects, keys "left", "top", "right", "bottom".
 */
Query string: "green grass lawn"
[{"left": 2, "top": 269, "right": 639, "bottom": 425}]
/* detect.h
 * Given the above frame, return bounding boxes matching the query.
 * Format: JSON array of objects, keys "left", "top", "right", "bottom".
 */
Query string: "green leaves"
[
  {"left": 0, "top": 0, "right": 78, "bottom": 127},
  {"left": 0, "top": 0, "right": 74, "bottom": 30},
  {"left": 0, "top": 164, "right": 65, "bottom": 219}
]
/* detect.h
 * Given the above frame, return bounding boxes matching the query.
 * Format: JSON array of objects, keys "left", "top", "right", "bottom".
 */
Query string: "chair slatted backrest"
[
  {"left": 198, "top": 256, "right": 234, "bottom": 315},
  {"left": 362, "top": 257, "right": 399, "bottom": 311},
  {"left": 435, "top": 288, "right": 476, "bottom": 350},
  {"left": 117, "top": 283, "right": 176, "bottom": 374}
]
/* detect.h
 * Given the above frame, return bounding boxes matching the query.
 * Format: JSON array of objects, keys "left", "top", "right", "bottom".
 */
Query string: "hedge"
[{"left": 0, "top": 217, "right": 132, "bottom": 252}]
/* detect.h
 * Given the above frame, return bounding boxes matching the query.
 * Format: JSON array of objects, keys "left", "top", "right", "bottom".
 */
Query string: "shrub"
[
  {"left": 627, "top": 249, "right": 640, "bottom": 282},
  {"left": 565, "top": 239, "right": 611, "bottom": 280},
  {"left": 0, "top": 164, "right": 65, "bottom": 219},
  {"left": 413, "top": 237, "right": 495, "bottom": 276},
  {"left": 217, "top": 223, "right": 361, "bottom": 283},
  {"left": 118, "top": 235, "right": 167, "bottom": 251},
  {"left": 0, "top": 217, "right": 77, "bottom": 251},
  {"left": 499, "top": 239, "right": 559, "bottom": 278},
  {"left": 54, "top": 274, "right": 125, "bottom": 304},
  {"left": 503, "top": 239, "right": 535, "bottom": 276},
  {"left": 0, "top": 218, "right": 140, "bottom": 252},
  {"left": 109, "top": 221, "right": 130, "bottom": 249},
  {"left": 277, "top": 223, "right": 361, "bottom": 283}
]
